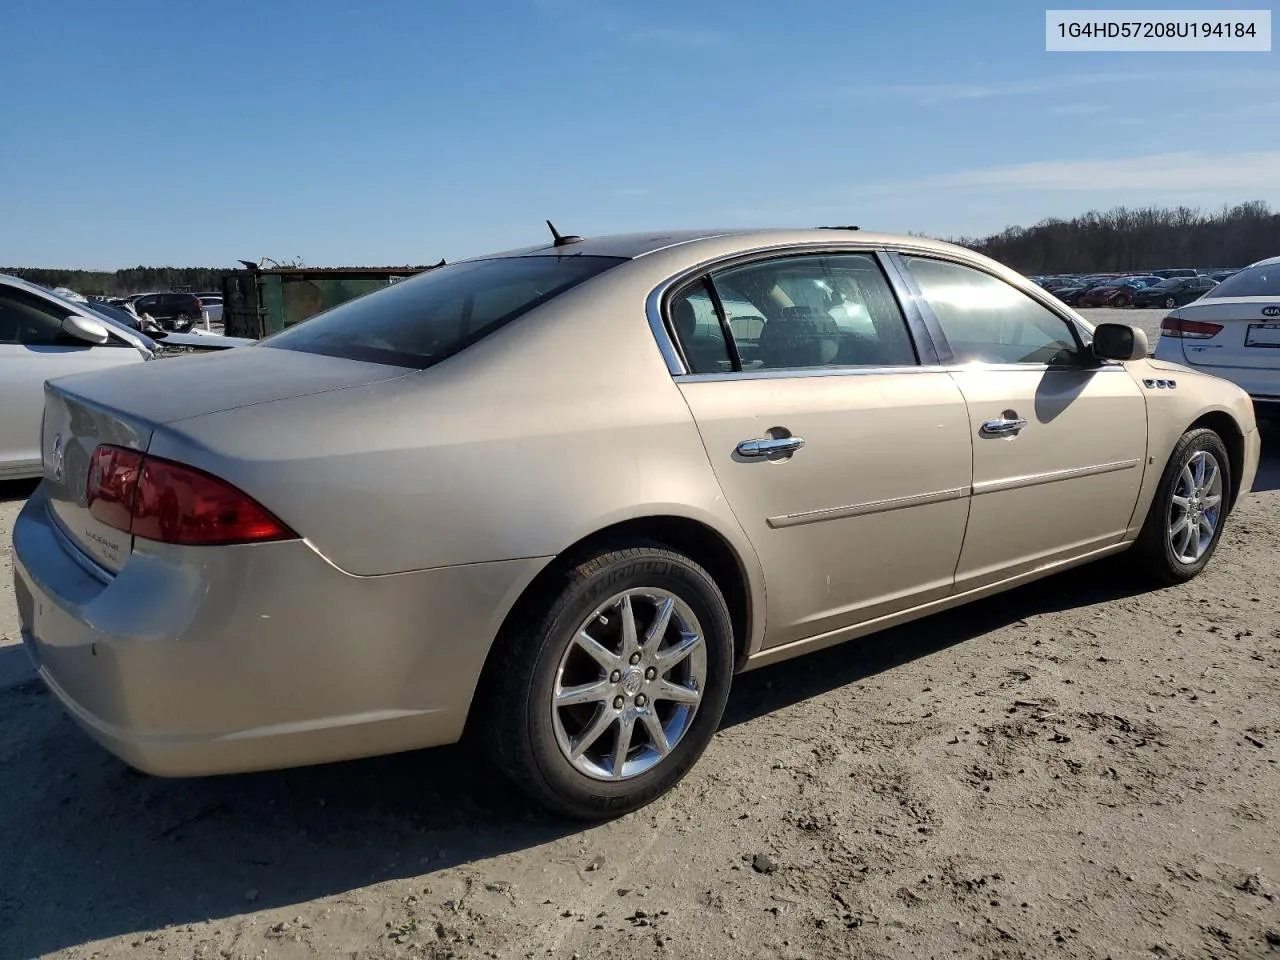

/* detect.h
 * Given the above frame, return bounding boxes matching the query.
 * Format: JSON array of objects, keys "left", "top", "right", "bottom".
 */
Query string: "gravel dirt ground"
[{"left": 2, "top": 310, "right": 1278, "bottom": 960}]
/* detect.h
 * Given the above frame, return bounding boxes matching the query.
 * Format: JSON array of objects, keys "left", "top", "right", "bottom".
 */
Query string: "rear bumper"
[{"left": 13, "top": 484, "right": 547, "bottom": 777}]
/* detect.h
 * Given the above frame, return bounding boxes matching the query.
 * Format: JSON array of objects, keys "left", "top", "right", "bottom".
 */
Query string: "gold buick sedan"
[{"left": 13, "top": 228, "right": 1261, "bottom": 819}]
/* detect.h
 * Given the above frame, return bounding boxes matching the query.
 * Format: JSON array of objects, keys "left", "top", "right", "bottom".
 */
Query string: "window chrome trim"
[
  {"left": 645, "top": 277, "right": 691, "bottom": 376},
  {"left": 767, "top": 486, "right": 969, "bottom": 529},
  {"left": 675, "top": 365, "right": 950, "bottom": 383},
  {"left": 943, "top": 361, "right": 1127, "bottom": 374},
  {"left": 971, "top": 458, "right": 1141, "bottom": 496}
]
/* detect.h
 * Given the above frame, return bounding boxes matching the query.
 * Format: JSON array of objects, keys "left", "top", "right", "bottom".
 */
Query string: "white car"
[
  {"left": 197, "top": 294, "right": 223, "bottom": 322},
  {"left": 0, "top": 275, "right": 250, "bottom": 479},
  {"left": 1153, "top": 255, "right": 1280, "bottom": 415}
]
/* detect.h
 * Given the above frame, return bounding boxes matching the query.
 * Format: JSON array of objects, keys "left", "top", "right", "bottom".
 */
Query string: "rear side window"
[
  {"left": 676, "top": 253, "right": 917, "bottom": 372},
  {"left": 1203, "top": 262, "right": 1280, "bottom": 298},
  {"left": 669, "top": 282, "right": 732, "bottom": 374},
  {"left": 263, "top": 255, "right": 624, "bottom": 368}
]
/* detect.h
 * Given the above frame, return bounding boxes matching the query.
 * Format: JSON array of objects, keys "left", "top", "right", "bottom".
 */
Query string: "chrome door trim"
[
  {"left": 676, "top": 365, "right": 949, "bottom": 383},
  {"left": 971, "top": 458, "right": 1142, "bottom": 496},
  {"left": 945, "top": 362, "right": 1127, "bottom": 374},
  {"left": 766, "top": 486, "right": 969, "bottom": 529}
]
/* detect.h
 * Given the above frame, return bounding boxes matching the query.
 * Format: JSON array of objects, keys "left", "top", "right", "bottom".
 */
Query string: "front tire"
[
  {"left": 484, "top": 546, "right": 735, "bottom": 820},
  {"left": 1164, "top": 297, "right": 1176, "bottom": 309},
  {"left": 1131, "top": 428, "right": 1231, "bottom": 585}
]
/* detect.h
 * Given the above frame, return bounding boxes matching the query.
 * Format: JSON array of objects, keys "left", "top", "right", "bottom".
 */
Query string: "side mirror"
[
  {"left": 1091, "top": 322, "right": 1149, "bottom": 362},
  {"left": 61, "top": 314, "right": 111, "bottom": 345}
]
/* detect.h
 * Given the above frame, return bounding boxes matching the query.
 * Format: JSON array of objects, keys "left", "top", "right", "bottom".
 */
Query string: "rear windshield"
[
  {"left": 1202, "top": 262, "right": 1280, "bottom": 299},
  {"left": 261, "top": 255, "right": 624, "bottom": 368}
]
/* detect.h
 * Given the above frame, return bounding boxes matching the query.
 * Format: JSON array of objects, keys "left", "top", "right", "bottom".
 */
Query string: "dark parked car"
[
  {"left": 1131, "top": 275, "right": 1219, "bottom": 308},
  {"left": 1078, "top": 275, "right": 1163, "bottom": 307},
  {"left": 1054, "top": 277, "right": 1117, "bottom": 305},
  {"left": 131, "top": 292, "right": 204, "bottom": 331},
  {"left": 1149, "top": 268, "right": 1200, "bottom": 280}
]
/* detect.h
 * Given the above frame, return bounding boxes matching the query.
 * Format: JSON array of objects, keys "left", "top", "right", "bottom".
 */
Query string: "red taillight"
[
  {"left": 87, "top": 446, "right": 143, "bottom": 531},
  {"left": 1161, "top": 317, "right": 1223, "bottom": 340},
  {"left": 85, "top": 444, "right": 295, "bottom": 546}
]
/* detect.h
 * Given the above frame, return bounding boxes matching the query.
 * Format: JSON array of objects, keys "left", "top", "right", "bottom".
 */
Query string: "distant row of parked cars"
[
  {"left": 88, "top": 291, "right": 223, "bottom": 330},
  {"left": 1029, "top": 267, "right": 1240, "bottom": 309}
]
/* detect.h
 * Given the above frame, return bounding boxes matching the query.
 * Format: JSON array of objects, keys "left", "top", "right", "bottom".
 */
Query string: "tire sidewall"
[
  {"left": 1153, "top": 431, "right": 1231, "bottom": 579},
  {"left": 522, "top": 552, "right": 734, "bottom": 817}
]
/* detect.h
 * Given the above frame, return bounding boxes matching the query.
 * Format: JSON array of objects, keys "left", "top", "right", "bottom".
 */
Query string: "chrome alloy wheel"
[
  {"left": 1168, "top": 450, "right": 1224, "bottom": 564},
  {"left": 551, "top": 589, "right": 706, "bottom": 781}
]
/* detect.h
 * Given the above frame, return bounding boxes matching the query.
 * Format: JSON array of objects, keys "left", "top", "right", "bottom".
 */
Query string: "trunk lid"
[
  {"left": 1171, "top": 297, "right": 1280, "bottom": 370},
  {"left": 40, "top": 346, "right": 413, "bottom": 572},
  {"left": 42, "top": 382, "right": 152, "bottom": 573}
]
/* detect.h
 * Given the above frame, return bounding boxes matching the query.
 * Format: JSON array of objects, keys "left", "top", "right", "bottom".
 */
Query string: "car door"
[
  {"left": 1188, "top": 276, "right": 1217, "bottom": 302},
  {"left": 0, "top": 286, "right": 142, "bottom": 477},
  {"left": 895, "top": 253, "right": 1147, "bottom": 591},
  {"left": 668, "top": 251, "right": 973, "bottom": 650}
]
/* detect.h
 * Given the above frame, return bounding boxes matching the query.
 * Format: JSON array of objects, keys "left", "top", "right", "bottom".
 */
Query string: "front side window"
[
  {"left": 263, "top": 255, "right": 624, "bottom": 368},
  {"left": 904, "top": 257, "right": 1084, "bottom": 365},
  {"left": 696, "top": 253, "right": 917, "bottom": 371},
  {"left": 0, "top": 287, "right": 73, "bottom": 346}
]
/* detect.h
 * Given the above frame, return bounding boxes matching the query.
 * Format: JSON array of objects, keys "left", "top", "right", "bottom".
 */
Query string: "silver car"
[
  {"left": 12, "top": 229, "right": 1261, "bottom": 819},
  {"left": 0, "top": 275, "right": 250, "bottom": 479}
]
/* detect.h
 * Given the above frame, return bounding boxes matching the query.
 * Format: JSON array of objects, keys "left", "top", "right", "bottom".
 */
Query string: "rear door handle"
[
  {"left": 736, "top": 436, "right": 805, "bottom": 458},
  {"left": 980, "top": 416, "right": 1028, "bottom": 437}
]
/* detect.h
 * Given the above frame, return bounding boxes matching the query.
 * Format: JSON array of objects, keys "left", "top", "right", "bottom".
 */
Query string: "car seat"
[
  {"left": 756, "top": 306, "right": 840, "bottom": 368},
  {"left": 672, "top": 298, "right": 731, "bottom": 373}
]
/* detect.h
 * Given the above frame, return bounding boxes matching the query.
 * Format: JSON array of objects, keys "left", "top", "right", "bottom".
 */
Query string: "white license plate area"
[{"left": 1245, "top": 323, "right": 1280, "bottom": 348}]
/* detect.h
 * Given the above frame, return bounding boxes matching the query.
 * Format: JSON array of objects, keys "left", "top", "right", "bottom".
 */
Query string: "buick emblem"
[
  {"left": 50, "top": 434, "right": 65, "bottom": 482},
  {"left": 1263, "top": 306, "right": 1280, "bottom": 318}
]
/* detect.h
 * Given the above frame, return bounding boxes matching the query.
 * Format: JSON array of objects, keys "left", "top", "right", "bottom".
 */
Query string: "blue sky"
[{"left": 2, "top": 0, "right": 1278, "bottom": 268}]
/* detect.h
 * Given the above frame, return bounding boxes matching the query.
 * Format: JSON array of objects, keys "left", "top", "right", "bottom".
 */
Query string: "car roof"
[
  {"left": 468, "top": 228, "right": 971, "bottom": 262},
  {"left": 1248, "top": 254, "right": 1280, "bottom": 268}
]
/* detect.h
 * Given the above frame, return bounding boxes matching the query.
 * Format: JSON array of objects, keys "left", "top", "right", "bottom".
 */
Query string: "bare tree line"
[{"left": 950, "top": 201, "right": 1280, "bottom": 274}]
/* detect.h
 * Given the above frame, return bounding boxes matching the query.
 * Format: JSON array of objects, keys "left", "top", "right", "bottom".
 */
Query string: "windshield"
[
  {"left": 262, "top": 255, "right": 625, "bottom": 368},
  {"left": 1202, "top": 262, "right": 1280, "bottom": 298}
]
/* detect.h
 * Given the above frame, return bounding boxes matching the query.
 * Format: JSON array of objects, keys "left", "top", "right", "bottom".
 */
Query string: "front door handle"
[
  {"left": 980, "top": 416, "right": 1028, "bottom": 437},
  {"left": 736, "top": 436, "right": 805, "bottom": 458}
]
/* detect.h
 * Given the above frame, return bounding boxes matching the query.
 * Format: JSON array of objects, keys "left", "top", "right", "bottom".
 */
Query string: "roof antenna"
[
  {"left": 430, "top": 258, "right": 446, "bottom": 268},
  {"left": 546, "top": 220, "right": 583, "bottom": 247}
]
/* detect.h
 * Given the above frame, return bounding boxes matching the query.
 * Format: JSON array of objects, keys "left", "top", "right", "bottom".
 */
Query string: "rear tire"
[
  {"left": 483, "top": 546, "right": 735, "bottom": 820},
  {"left": 1131, "top": 428, "right": 1231, "bottom": 585}
]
